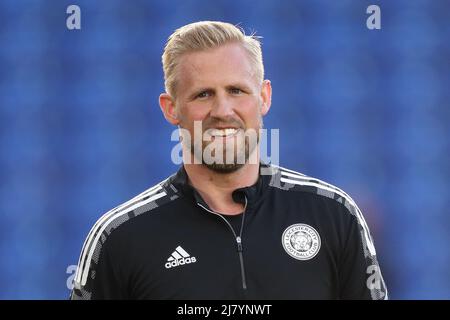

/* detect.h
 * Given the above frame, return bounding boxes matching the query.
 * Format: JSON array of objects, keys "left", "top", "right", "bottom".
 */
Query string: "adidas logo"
[{"left": 165, "top": 246, "right": 197, "bottom": 269}]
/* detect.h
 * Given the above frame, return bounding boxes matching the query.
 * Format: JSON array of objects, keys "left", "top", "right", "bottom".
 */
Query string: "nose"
[{"left": 210, "top": 92, "right": 234, "bottom": 119}]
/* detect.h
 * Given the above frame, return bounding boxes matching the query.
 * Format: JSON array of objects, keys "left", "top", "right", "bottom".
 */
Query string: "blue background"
[{"left": 0, "top": 0, "right": 449, "bottom": 299}]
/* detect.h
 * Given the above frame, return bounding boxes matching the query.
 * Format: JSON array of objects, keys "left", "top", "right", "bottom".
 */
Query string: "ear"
[
  {"left": 159, "top": 93, "right": 180, "bottom": 126},
  {"left": 260, "top": 80, "right": 272, "bottom": 116}
]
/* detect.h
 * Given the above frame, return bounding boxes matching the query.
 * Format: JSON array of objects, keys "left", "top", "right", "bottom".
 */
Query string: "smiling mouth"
[
  {"left": 203, "top": 127, "right": 243, "bottom": 140},
  {"left": 206, "top": 128, "right": 239, "bottom": 138}
]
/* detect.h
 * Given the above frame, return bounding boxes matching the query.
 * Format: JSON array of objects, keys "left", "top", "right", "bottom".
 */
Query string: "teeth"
[{"left": 208, "top": 128, "right": 237, "bottom": 137}]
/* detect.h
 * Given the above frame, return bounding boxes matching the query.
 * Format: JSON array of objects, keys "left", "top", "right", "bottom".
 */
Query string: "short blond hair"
[{"left": 162, "top": 21, "right": 264, "bottom": 97}]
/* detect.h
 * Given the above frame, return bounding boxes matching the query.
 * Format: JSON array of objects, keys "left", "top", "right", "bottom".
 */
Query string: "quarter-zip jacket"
[{"left": 71, "top": 163, "right": 388, "bottom": 300}]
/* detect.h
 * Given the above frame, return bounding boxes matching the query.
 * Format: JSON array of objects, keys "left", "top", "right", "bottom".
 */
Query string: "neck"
[{"left": 184, "top": 156, "right": 260, "bottom": 215}]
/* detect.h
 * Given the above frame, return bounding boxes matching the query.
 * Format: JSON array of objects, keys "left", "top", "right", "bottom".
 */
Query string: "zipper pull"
[{"left": 236, "top": 236, "right": 243, "bottom": 252}]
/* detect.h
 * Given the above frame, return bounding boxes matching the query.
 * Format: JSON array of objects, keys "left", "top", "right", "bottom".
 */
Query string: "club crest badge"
[{"left": 282, "top": 224, "right": 321, "bottom": 261}]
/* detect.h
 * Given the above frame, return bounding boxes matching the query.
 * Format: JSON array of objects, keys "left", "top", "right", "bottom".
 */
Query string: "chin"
[{"left": 205, "top": 162, "right": 245, "bottom": 174}]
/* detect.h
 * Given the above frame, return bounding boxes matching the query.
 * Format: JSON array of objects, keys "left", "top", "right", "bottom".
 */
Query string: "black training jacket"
[{"left": 71, "top": 163, "right": 388, "bottom": 300}]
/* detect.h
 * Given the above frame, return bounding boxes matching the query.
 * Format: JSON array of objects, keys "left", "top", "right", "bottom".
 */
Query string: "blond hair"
[{"left": 162, "top": 21, "right": 264, "bottom": 97}]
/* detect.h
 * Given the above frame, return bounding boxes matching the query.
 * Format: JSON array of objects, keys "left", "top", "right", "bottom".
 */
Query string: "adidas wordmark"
[{"left": 165, "top": 246, "right": 197, "bottom": 269}]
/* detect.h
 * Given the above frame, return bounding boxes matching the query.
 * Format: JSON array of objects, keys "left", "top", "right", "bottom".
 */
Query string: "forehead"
[{"left": 176, "top": 43, "right": 256, "bottom": 92}]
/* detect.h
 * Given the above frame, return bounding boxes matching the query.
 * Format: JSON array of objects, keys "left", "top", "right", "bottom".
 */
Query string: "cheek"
[
  {"left": 240, "top": 99, "right": 263, "bottom": 125},
  {"left": 185, "top": 103, "right": 210, "bottom": 119},
  {"left": 177, "top": 103, "right": 209, "bottom": 125}
]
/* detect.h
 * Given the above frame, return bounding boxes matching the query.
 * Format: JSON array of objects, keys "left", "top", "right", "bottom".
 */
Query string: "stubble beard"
[
  {"left": 191, "top": 129, "right": 259, "bottom": 174},
  {"left": 186, "top": 117, "right": 263, "bottom": 174}
]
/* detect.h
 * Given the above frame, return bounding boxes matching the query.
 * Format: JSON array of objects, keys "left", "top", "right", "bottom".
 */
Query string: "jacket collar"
[{"left": 169, "top": 163, "right": 272, "bottom": 211}]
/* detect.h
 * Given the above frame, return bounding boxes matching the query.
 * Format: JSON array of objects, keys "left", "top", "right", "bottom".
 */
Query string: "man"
[{"left": 71, "top": 21, "right": 388, "bottom": 299}]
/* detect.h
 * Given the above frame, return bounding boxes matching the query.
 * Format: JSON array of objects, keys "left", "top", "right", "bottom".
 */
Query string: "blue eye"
[{"left": 230, "top": 88, "right": 242, "bottom": 94}]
